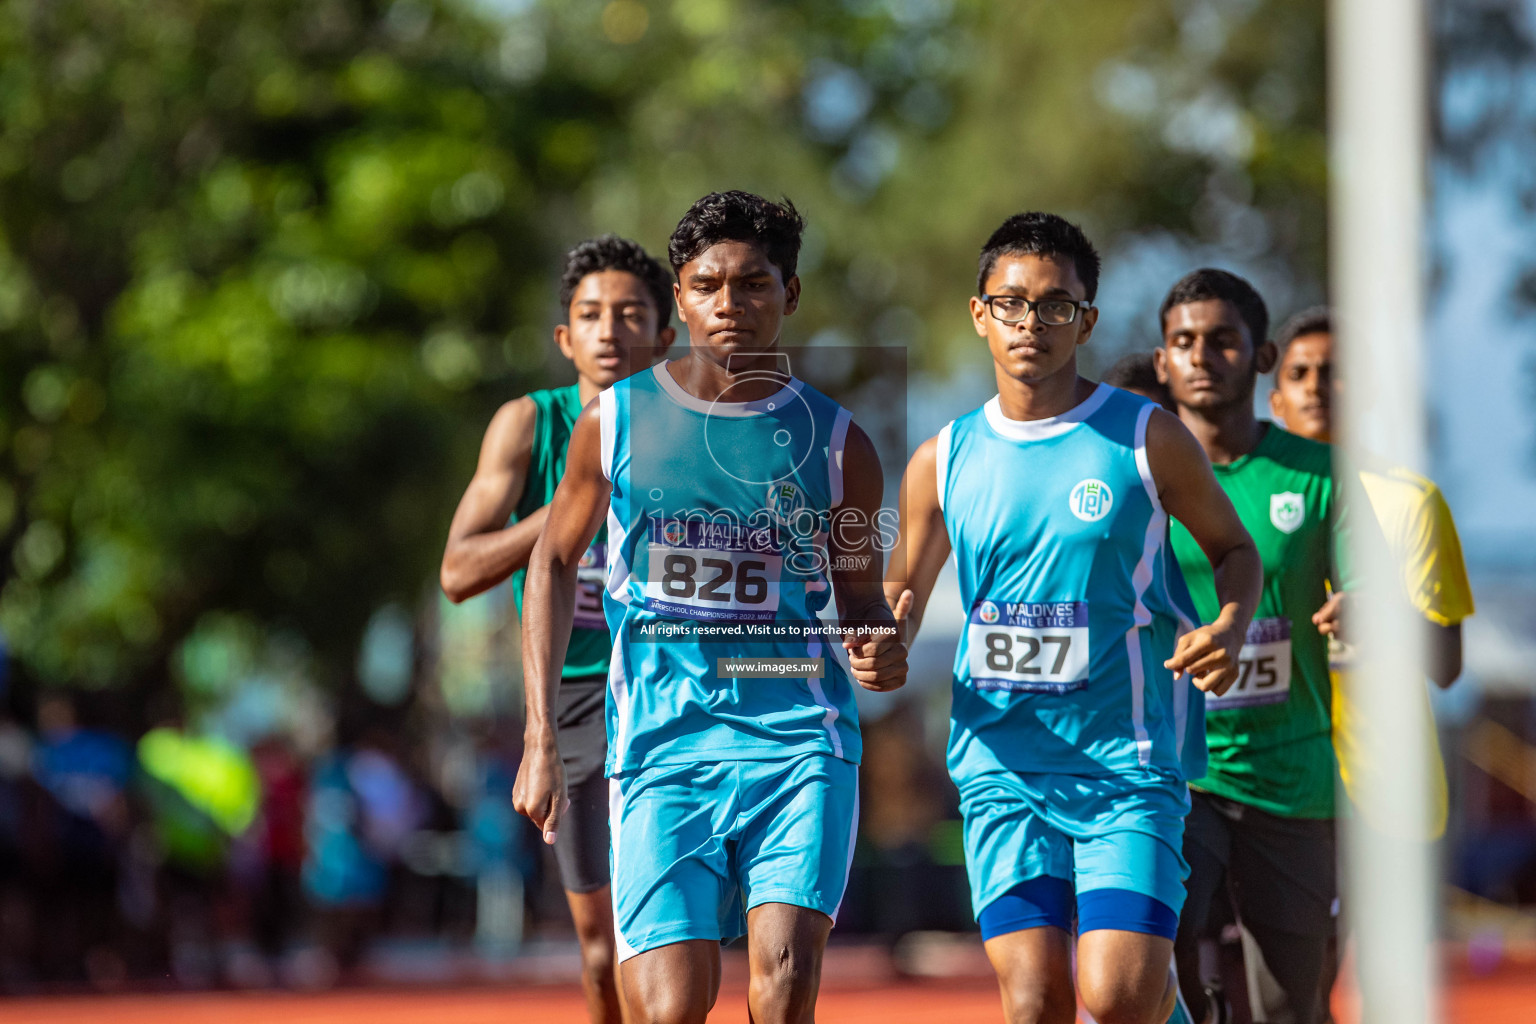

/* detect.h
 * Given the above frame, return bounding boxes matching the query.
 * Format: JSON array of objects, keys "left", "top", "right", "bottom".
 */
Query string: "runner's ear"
[
  {"left": 1254, "top": 339, "right": 1278, "bottom": 376},
  {"left": 655, "top": 326, "right": 678, "bottom": 357}
]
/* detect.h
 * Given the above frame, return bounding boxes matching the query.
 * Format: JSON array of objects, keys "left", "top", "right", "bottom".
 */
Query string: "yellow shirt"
[{"left": 1332, "top": 466, "right": 1474, "bottom": 838}]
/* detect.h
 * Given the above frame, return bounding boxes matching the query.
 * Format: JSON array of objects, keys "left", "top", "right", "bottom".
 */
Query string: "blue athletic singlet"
[
  {"left": 939, "top": 383, "right": 1203, "bottom": 782},
  {"left": 597, "top": 361, "right": 862, "bottom": 775}
]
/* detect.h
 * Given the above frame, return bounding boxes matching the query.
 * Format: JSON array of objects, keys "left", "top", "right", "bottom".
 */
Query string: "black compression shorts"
[
  {"left": 552, "top": 674, "right": 610, "bottom": 894},
  {"left": 1176, "top": 788, "right": 1337, "bottom": 1024}
]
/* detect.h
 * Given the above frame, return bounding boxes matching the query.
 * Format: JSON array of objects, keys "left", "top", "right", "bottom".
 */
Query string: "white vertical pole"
[{"left": 1329, "top": 1, "right": 1437, "bottom": 1023}]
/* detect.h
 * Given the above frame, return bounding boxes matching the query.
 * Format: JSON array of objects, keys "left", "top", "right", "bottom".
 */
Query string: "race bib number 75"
[
  {"left": 1205, "top": 616, "right": 1292, "bottom": 710},
  {"left": 966, "top": 600, "right": 1090, "bottom": 694}
]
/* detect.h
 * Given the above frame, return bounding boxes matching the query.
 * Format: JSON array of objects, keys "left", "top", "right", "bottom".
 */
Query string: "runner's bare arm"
[
  {"left": 1146, "top": 408, "right": 1262, "bottom": 695},
  {"left": 882, "top": 435, "right": 951, "bottom": 645},
  {"left": 832, "top": 423, "right": 908, "bottom": 692},
  {"left": 1314, "top": 485, "right": 1465, "bottom": 686},
  {"left": 513, "top": 400, "right": 610, "bottom": 844},
  {"left": 1312, "top": 587, "right": 1462, "bottom": 686},
  {"left": 440, "top": 398, "right": 549, "bottom": 602}
]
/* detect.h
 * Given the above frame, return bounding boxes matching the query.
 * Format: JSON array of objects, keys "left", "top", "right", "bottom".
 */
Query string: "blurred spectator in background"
[
  {"left": 137, "top": 719, "right": 260, "bottom": 986},
  {"left": 845, "top": 702, "right": 970, "bottom": 937},
  {"left": 0, "top": 707, "right": 41, "bottom": 988},
  {"left": 304, "top": 720, "right": 426, "bottom": 981},
  {"left": 462, "top": 724, "right": 539, "bottom": 952},
  {"left": 31, "top": 694, "right": 133, "bottom": 988},
  {"left": 238, "top": 735, "right": 310, "bottom": 984}
]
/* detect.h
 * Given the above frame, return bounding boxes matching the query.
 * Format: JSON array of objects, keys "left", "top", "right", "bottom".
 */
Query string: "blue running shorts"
[
  {"left": 609, "top": 753, "right": 858, "bottom": 961},
  {"left": 959, "top": 767, "right": 1190, "bottom": 938}
]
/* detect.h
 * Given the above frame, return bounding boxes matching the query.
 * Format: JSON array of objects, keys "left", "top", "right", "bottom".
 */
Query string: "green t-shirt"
[
  {"left": 510, "top": 385, "right": 611, "bottom": 679},
  {"left": 1170, "top": 424, "right": 1348, "bottom": 819}
]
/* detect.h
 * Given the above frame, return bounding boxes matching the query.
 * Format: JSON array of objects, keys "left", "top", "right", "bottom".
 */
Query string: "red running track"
[
  {"left": 1, "top": 985, "right": 997, "bottom": 1024},
  {"left": 4, "top": 974, "right": 1535, "bottom": 1024}
]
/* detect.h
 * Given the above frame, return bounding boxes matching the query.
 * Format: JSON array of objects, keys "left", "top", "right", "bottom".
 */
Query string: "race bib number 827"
[{"left": 966, "top": 600, "right": 1090, "bottom": 693}]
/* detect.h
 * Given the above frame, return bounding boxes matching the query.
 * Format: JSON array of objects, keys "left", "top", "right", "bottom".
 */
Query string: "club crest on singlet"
[
  {"left": 766, "top": 481, "right": 804, "bottom": 522},
  {"left": 1069, "top": 478, "right": 1114, "bottom": 522},
  {"left": 1270, "top": 491, "right": 1305, "bottom": 534}
]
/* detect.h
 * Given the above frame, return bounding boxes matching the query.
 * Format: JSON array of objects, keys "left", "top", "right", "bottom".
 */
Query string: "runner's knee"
[
  {"left": 984, "top": 930, "right": 1074, "bottom": 1024},
  {"left": 627, "top": 988, "right": 711, "bottom": 1024},
  {"left": 996, "top": 969, "right": 1076, "bottom": 1024},
  {"left": 571, "top": 903, "right": 616, "bottom": 950},
  {"left": 749, "top": 940, "right": 819, "bottom": 1000},
  {"left": 577, "top": 934, "right": 616, "bottom": 986},
  {"left": 625, "top": 961, "right": 713, "bottom": 1024},
  {"left": 1079, "top": 981, "right": 1169, "bottom": 1024}
]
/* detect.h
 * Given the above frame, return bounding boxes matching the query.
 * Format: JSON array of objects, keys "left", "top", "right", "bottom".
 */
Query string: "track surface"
[{"left": 4, "top": 975, "right": 1534, "bottom": 1024}]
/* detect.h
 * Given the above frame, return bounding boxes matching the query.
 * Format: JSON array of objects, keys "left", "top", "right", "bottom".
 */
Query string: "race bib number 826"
[{"left": 640, "top": 518, "right": 784, "bottom": 623}]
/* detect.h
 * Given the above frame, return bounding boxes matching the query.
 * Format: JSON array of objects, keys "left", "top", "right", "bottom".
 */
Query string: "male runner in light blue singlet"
[
  {"left": 516, "top": 191, "right": 907, "bottom": 1024},
  {"left": 887, "top": 213, "right": 1263, "bottom": 1024}
]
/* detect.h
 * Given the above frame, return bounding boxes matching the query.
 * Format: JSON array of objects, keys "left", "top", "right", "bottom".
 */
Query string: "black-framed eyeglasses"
[{"left": 980, "top": 294, "right": 1090, "bottom": 326}]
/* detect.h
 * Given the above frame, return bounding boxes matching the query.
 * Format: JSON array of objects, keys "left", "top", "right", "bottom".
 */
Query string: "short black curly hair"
[
  {"left": 558, "top": 235, "right": 673, "bottom": 326},
  {"left": 1103, "top": 352, "right": 1168, "bottom": 401},
  {"left": 977, "top": 212, "right": 1101, "bottom": 301},
  {"left": 668, "top": 191, "right": 806, "bottom": 281},
  {"left": 1275, "top": 305, "right": 1332, "bottom": 352},
  {"left": 1158, "top": 268, "right": 1269, "bottom": 345}
]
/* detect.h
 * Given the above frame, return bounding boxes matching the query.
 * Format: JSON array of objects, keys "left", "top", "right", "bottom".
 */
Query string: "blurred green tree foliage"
[{"left": 0, "top": 0, "right": 1326, "bottom": 703}]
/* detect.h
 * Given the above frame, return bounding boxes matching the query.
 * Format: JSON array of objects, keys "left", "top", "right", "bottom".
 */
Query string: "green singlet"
[
  {"left": 510, "top": 385, "right": 611, "bottom": 679},
  {"left": 1170, "top": 424, "right": 1349, "bottom": 819}
]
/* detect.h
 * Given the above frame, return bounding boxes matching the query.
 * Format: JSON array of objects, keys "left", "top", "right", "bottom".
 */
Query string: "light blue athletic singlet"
[
  {"left": 939, "top": 384, "right": 1204, "bottom": 783},
  {"left": 597, "top": 361, "right": 863, "bottom": 775}
]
